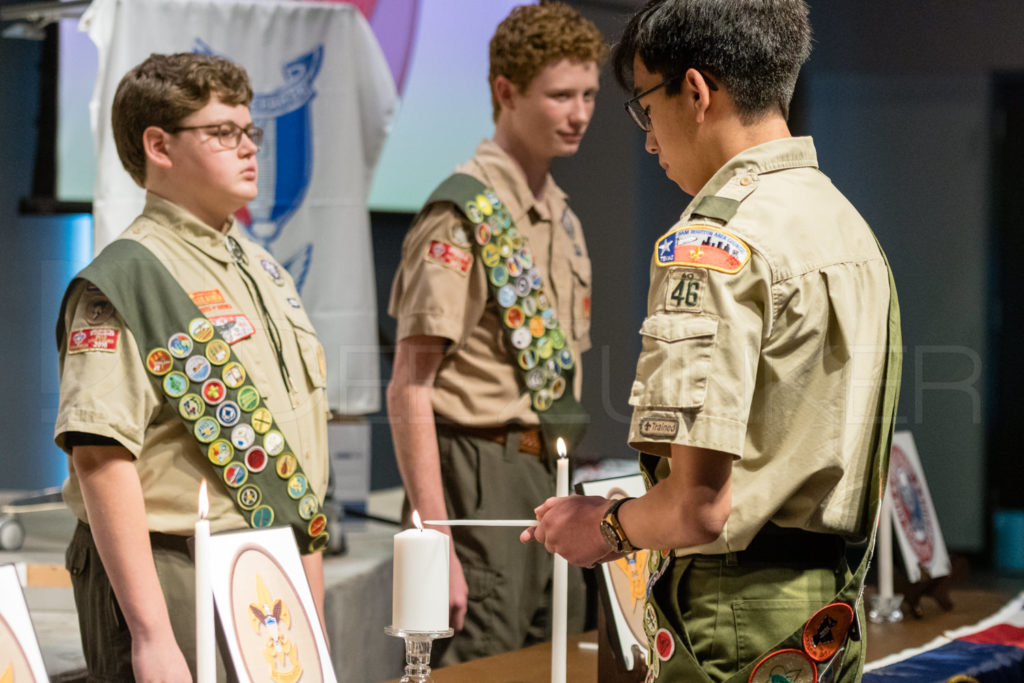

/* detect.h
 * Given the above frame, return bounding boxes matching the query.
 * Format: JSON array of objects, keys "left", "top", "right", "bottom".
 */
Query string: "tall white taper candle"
[
  {"left": 393, "top": 510, "right": 450, "bottom": 631},
  {"left": 878, "top": 488, "right": 894, "bottom": 599},
  {"left": 552, "top": 437, "right": 569, "bottom": 683},
  {"left": 195, "top": 480, "right": 215, "bottom": 683}
]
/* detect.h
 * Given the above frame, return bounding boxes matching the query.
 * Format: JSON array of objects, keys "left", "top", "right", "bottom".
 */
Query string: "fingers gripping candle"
[{"left": 393, "top": 511, "right": 450, "bottom": 632}]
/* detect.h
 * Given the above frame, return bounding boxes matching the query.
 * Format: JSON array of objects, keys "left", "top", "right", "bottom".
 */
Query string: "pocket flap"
[{"left": 639, "top": 313, "right": 718, "bottom": 343}]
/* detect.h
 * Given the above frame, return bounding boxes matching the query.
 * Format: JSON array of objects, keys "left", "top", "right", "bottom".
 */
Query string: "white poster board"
[
  {"left": 0, "top": 564, "right": 49, "bottom": 683},
  {"left": 208, "top": 527, "right": 336, "bottom": 682},
  {"left": 887, "top": 431, "right": 951, "bottom": 582}
]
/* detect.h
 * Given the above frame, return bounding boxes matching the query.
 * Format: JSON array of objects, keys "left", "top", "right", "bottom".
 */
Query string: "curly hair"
[
  {"left": 112, "top": 52, "right": 253, "bottom": 187},
  {"left": 489, "top": 2, "right": 607, "bottom": 121}
]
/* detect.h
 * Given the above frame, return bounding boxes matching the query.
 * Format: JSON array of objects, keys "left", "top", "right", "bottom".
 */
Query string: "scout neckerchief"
[
  {"left": 424, "top": 173, "right": 589, "bottom": 455},
  {"left": 637, "top": 194, "right": 903, "bottom": 683},
  {"left": 56, "top": 238, "right": 329, "bottom": 554}
]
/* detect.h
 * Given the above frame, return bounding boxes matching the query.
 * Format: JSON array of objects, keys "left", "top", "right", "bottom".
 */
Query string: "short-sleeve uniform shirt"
[
  {"left": 55, "top": 193, "right": 331, "bottom": 534},
  {"left": 627, "top": 137, "right": 891, "bottom": 555},
  {"left": 388, "top": 139, "right": 592, "bottom": 426}
]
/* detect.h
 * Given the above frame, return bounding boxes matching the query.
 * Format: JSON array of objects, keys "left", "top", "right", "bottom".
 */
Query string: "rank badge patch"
[{"left": 68, "top": 327, "right": 119, "bottom": 354}]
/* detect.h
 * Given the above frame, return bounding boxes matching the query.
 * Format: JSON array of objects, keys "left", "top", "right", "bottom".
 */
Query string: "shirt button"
[{"left": 739, "top": 175, "right": 754, "bottom": 186}]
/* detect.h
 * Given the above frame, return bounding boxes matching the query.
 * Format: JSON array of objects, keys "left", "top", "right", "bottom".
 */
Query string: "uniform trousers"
[{"left": 428, "top": 424, "right": 586, "bottom": 666}]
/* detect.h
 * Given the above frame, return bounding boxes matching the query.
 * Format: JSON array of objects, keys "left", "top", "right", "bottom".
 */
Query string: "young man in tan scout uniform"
[
  {"left": 523, "top": 1, "right": 902, "bottom": 681},
  {"left": 387, "top": 2, "right": 606, "bottom": 665},
  {"left": 55, "top": 53, "right": 331, "bottom": 681}
]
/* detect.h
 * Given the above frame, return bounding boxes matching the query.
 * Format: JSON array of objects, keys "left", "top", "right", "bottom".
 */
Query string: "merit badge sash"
[
  {"left": 424, "top": 173, "right": 589, "bottom": 454},
  {"left": 56, "top": 239, "right": 329, "bottom": 554}
]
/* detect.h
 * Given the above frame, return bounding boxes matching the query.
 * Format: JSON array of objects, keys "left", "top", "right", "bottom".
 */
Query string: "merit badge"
[
  {"left": 146, "top": 348, "right": 173, "bottom": 376},
  {"left": 448, "top": 222, "right": 472, "bottom": 247},
  {"left": 426, "top": 240, "right": 472, "bottom": 275},
  {"left": 245, "top": 446, "right": 268, "bottom": 473},
  {"left": 167, "top": 333, "right": 193, "bottom": 359},
  {"left": 238, "top": 485, "right": 261, "bottom": 510},
  {"left": 298, "top": 494, "right": 318, "bottom": 520},
  {"left": 504, "top": 305, "right": 525, "bottom": 329},
  {"left": 68, "top": 327, "right": 119, "bottom": 354},
  {"left": 201, "top": 379, "right": 227, "bottom": 405},
  {"left": 655, "top": 628, "right": 675, "bottom": 662},
  {"left": 163, "top": 372, "right": 189, "bottom": 399},
  {"left": 224, "top": 236, "right": 247, "bottom": 264},
  {"left": 251, "top": 506, "right": 275, "bottom": 528},
  {"left": 194, "top": 417, "right": 220, "bottom": 443},
  {"left": 517, "top": 349, "right": 538, "bottom": 371},
  {"left": 506, "top": 257, "right": 522, "bottom": 278},
  {"left": 489, "top": 265, "right": 509, "bottom": 287},
  {"left": 556, "top": 349, "right": 574, "bottom": 371},
  {"left": 514, "top": 276, "right": 532, "bottom": 298},
  {"left": 749, "top": 649, "right": 817, "bottom": 683},
  {"left": 84, "top": 293, "right": 114, "bottom": 326},
  {"left": 185, "top": 355, "right": 212, "bottom": 383},
  {"left": 536, "top": 336, "right": 553, "bottom": 360},
  {"left": 207, "top": 440, "right": 233, "bottom": 466},
  {"left": 529, "top": 270, "right": 544, "bottom": 292},
  {"left": 525, "top": 368, "right": 546, "bottom": 390},
  {"left": 188, "top": 318, "right": 215, "bottom": 343},
  {"left": 529, "top": 316, "right": 546, "bottom": 338},
  {"left": 276, "top": 453, "right": 297, "bottom": 479},
  {"left": 222, "top": 362, "right": 246, "bottom": 389},
  {"left": 511, "top": 326, "right": 532, "bottom": 350},
  {"left": 517, "top": 250, "right": 534, "bottom": 270},
  {"left": 522, "top": 296, "right": 538, "bottom": 317},
  {"left": 802, "top": 602, "right": 854, "bottom": 662},
  {"left": 287, "top": 473, "right": 309, "bottom": 499},
  {"left": 231, "top": 423, "right": 256, "bottom": 450},
  {"left": 251, "top": 407, "right": 273, "bottom": 434},
  {"left": 497, "top": 208, "right": 512, "bottom": 229},
  {"left": 224, "top": 462, "right": 248, "bottom": 488},
  {"left": 308, "top": 513, "right": 328, "bottom": 537},
  {"left": 496, "top": 235, "right": 514, "bottom": 259},
  {"left": 205, "top": 339, "right": 230, "bottom": 366},
  {"left": 481, "top": 243, "right": 501, "bottom": 267},
  {"left": 485, "top": 188, "right": 501, "bottom": 209},
  {"left": 310, "top": 533, "right": 330, "bottom": 553},
  {"left": 644, "top": 657, "right": 659, "bottom": 683},
  {"left": 544, "top": 358, "right": 559, "bottom": 378},
  {"left": 475, "top": 223, "right": 491, "bottom": 245},
  {"left": 532, "top": 388, "right": 552, "bottom": 412},
  {"left": 178, "top": 394, "right": 205, "bottom": 421},
  {"left": 497, "top": 284, "right": 517, "bottom": 308},
  {"left": 542, "top": 308, "right": 558, "bottom": 329},
  {"left": 237, "top": 386, "right": 261, "bottom": 412},
  {"left": 263, "top": 430, "right": 285, "bottom": 456},
  {"left": 287, "top": 297, "right": 302, "bottom": 309},
  {"left": 561, "top": 207, "right": 576, "bottom": 239},
  {"left": 549, "top": 328, "right": 565, "bottom": 350},
  {"left": 655, "top": 225, "right": 750, "bottom": 273},
  {"left": 216, "top": 401, "right": 241, "bottom": 428},
  {"left": 474, "top": 194, "right": 493, "bottom": 217},
  {"left": 261, "top": 258, "right": 285, "bottom": 286},
  {"left": 644, "top": 603, "right": 659, "bottom": 638},
  {"left": 551, "top": 376, "right": 566, "bottom": 400}
]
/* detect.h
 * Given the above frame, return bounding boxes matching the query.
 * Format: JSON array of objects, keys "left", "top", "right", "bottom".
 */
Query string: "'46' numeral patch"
[{"left": 665, "top": 268, "right": 706, "bottom": 313}]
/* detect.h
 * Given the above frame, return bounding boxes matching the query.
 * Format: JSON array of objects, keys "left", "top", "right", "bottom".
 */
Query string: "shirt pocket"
[
  {"left": 569, "top": 255, "right": 592, "bottom": 347},
  {"left": 629, "top": 313, "right": 718, "bottom": 410},
  {"left": 286, "top": 309, "right": 327, "bottom": 391}
]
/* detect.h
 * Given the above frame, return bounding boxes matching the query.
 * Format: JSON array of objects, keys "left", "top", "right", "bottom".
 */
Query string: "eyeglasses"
[
  {"left": 624, "top": 71, "right": 718, "bottom": 132},
  {"left": 167, "top": 121, "right": 263, "bottom": 150}
]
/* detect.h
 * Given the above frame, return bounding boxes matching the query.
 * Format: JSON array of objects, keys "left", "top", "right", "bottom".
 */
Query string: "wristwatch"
[{"left": 600, "top": 497, "right": 635, "bottom": 553}]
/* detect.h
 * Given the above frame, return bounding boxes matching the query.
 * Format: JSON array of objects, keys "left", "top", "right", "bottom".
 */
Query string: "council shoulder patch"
[
  {"left": 425, "top": 240, "right": 472, "bottom": 275},
  {"left": 655, "top": 224, "right": 750, "bottom": 273},
  {"left": 68, "top": 327, "right": 119, "bottom": 354}
]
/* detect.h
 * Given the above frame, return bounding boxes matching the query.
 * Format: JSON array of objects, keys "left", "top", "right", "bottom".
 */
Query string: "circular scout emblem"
[
  {"left": 532, "top": 388, "right": 552, "bottom": 412},
  {"left": 188, "top": 318, "right": 215, "bottom": 343},
  {"left": 261, "top": 258, "right": 285, "bottom": 285},
  {"left": 194, "top": 417, "right": 220, "bottom": 444},
  {"left": 514, "top": 276, "right": 532, "bottom": 297},
  {"left": 481, "top": 243, "right": 500, "bottom": 267},
  {"left": 549, "top": 328, "right": 565, "bottom": 350},
  {"left": 276, "top": 453, "right": 298, "bottom": 479},
  {"left": 287, "top": 473, "right": 309, "bottom": 499},
  {"left": 237, "top": 485, "right": 261, "bottom": 510},
  {"left": 251, "top": 505, "right": 275, "bottom": 528},
  {"left": 263, "top": 430, "right": 285, "bottom": 456},
  {"left": 167, "top": 333, "right": 193, "bottom": 359},
  {"left": 644, "top": 603, "right": 659, "bottom": 638},
  {"left": 178, "top": 394, "right": 205, "bottom": 421},
  {"left": 201, "top": 379, "right": 227, "bottom": 405},
  {"left": 497, "top": 209, "right": 512, "bottom": 229},
  {"left": 802, "top": 602, "right": 854, "bottom": 662},
  {"left": 231, "top": 423, "right": 256, "bottom": 450},
  {"left": 551, "top": 376, "right": 566, "bottom": 400},
  {"left": 535, "top": 336, "right": 553, "bottom": 360},
  {"left": 205, "top": 339, "right": 230, "bottom": 366},
  {"left": 222, "top": 362, "right": 246, "bottom": 389},
  {"left": 163, "top": 372, "right": 189, "bottom": 398},
  {"left": 647, "top": 548, "right": 662, "bottom": 574},
  {"left": 207, "top": 439, "right": 233, "bottom": 466},
  {"left": 497, "top": 284, "right": 517, "bottom": 308},
  {"left": 510, "top": 326, "right": 533, "bottom": 350},
  {"left": 251, "top": 407, "right": 273, "bottom": 434},
  {"left": 497, "top": 235, "right": 514, "bottom": 259},
  {"left": 216, "top": 401, "right": 241, "bottom": 428},
  {"left": 484, "top": 188, "right": 501, "bottom": 208},
  {"left": 643, "top": 660, "right": 659, "bottom": 683},
  {"left": 489, "top": 265, "right": 509, "bottom": 287},
  {"left": 544, "top": 358, "right": 559, "bottom": 378},
  {"left": 542, "top": 307, "right": 559, "bottom": 329},
  {"left": 475, "top": 222, "right": 491, "bottom": 244},
  {"left": 748, "top": 649, "right": 817, "bottom": 683},
  {"left": 237, "top": 386, "right": 260, "bottom": 412},
  {"left": 525, "top": 368, "right": 546, "bottom": 390},
  {"left": 474, "top": 194, "right": 493, "bottom": 217},
  {"left": 556, "top": 349, "right": 575, "bottom": 371},
  {"left": 309, "top": 533, "right": 331, "bottom": 553},
  {"left": 506, "top": 257, "right": 522, "bottom": 278},
  {"left": 517, "top": 249, "right": 534, "bottom": 269},
  {"left": 308, "top": 513, "right": 328, "bottom": 537},
  {"left": 654, "top": 628, "right": 675, "bottom": 662},
  {"left": 486, "top": 214, "right": 503, "bottom": 236},
  {"left": 465, "top": 201, "right": 483, "bottom": 224},
  {"left": 504, "top": 305, "right": 525, "bottom": 329},
  {"left": 298, "top": 494, "right": 319, "bottom": 520},
  {"left": 223, "top": 462, "right": 248, "bottom": 488},
  {"left": 529, "top": 316, "right": 546, "bottom": 338},
  {"left": 889, "top": 445, "right": 936, "bottom": 564},
  {"left": 517, "top": 349, "right": 538, "bottom": 371},
  {"left": 534, "top": 280, "right": 549, "bottom": 300},
  {"left": 146, "top": 349, "right": 173, "bottom": 376},
  {"left": 521, "top": 295, "right": 538, "bottom": 317},
  {"left": 185, "top": 355, "right": 212, "bottom": 383},
  {"left": 245, "top": 446, "right": 268, "bottom": 473},
  {"left": 449, "top": 222, "right": 472, "bottom": 247}
]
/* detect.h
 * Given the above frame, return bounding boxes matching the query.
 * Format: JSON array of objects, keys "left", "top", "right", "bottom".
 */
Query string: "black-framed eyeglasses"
[
  {"left": 167, "top": 121, "right": 263, "bottom": 150},
  {"left": 624, "top": 70, "right": 718, "bottom": 132}
]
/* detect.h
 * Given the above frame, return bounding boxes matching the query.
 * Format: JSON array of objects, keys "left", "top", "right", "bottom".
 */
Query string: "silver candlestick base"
[
  {"left": 868, "top": 593, "right": 904, "bottom": 623},
  {"left": 385, "top": 625, "right": 455, "bottom": 682}
]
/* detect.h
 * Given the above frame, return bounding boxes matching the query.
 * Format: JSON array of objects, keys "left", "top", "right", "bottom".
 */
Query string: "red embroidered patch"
[
  {"left": 68, "top": 327, "right": 119, "bottom": 354},
  {"left": 425, "top": 240, "right": 472, "bottom": 274}
]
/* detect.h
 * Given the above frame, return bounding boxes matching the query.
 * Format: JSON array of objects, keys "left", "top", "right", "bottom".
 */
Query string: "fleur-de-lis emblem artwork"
[{"left": 248, "top": 575, "right": 303, "bottom": 683}]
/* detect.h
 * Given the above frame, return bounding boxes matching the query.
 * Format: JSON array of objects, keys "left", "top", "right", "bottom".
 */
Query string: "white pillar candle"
[
  {"left": 552, "top": 438, "right": 569, "bottom": 683},
  {"left": 878, "top": 488, "right": 894, "bottom": 599},
  {"left": 195, "top": 480, "right": 215, "bottom": 683},
  {"left": 393, "top": 510, "right": 450, "bottom": 632}
]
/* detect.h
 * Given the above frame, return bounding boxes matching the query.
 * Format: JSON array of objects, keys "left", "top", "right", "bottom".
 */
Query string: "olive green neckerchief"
[
  {"left": 424, "top": 173, "right": 589, "bottom": 455},
  {"left": 56, "top": 239, "right": 329, "bottom": 554}
]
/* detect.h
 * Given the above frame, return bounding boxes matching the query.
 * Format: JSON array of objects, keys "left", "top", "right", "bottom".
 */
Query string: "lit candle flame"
[
  {"left": 412, "top": 509, "right": 424, "bottom": 531},
  {"left": 556, "top": 437, "right": 567, "bottom": 459},
  {"left": 198, "top": 479, "right": 209, "bottom": 520}
]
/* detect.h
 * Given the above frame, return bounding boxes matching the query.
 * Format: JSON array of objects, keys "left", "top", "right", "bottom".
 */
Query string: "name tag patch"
[
  {"left": 68, "top": 327, "right": 119, "bottom": 353},
  {"left": 425, "top": 240, "right": 472, "bottom": 275},
  {"left": 655, "top": 225, "right": 749, "bottom": 273}
]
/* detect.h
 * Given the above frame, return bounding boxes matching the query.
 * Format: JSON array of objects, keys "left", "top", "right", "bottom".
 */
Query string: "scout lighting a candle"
[{"left": 195, "top": 480, "right": 215, "bottom": 683}]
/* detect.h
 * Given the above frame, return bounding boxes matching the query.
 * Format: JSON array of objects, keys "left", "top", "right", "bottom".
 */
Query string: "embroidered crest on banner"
[{"left": 655, "top": 225, "right": 750, "bottom": 273}]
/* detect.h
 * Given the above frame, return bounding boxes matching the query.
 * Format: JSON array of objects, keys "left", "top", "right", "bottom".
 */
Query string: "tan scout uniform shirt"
[
  {"left": 389, "top": 139, "right": 592, "bottom": 426},
  {"left": 628, "top": 137, "right": 890, "bottom": 556},
  {"left": 56, "top": 193, "right": 331, "bottom": 534}
]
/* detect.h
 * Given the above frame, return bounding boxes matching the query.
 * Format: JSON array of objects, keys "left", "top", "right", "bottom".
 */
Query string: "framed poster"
[
  {"left": 578, "top": 475, "right": 649, "bottom": 672},
  {"left": 207, "top": 527, "right": 336, "bottom": 683},
  {"left": 888, "top": 431, "right": 951, "bottom": 582},
  {"left": 0, "top": 564, "right": 48, "bottom": 683}
]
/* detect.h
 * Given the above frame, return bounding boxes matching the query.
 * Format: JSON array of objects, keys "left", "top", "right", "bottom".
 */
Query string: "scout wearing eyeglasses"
[
  {"left": 54, "top": 53, "right": 331, "bottom": 682},
  {"left": 523, "top": 2, "right": 901, "bottom": 682},
  {"left": 387, "top": 2, "right": 606, "bottom": 665}
]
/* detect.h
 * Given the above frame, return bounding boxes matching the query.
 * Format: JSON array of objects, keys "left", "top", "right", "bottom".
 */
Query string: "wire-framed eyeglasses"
[
  {"left": 624, "top": 71, "right": 718, "bottom": 132},
  {"left": 167, "top": 121, "right": 263, "bottom": 150}
]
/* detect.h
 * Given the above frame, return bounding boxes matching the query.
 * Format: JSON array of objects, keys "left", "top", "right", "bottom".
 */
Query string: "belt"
[
  {"left": 695, "top": 524, "right": 846, "bottom": 569},
  {"left": 440, "top": 422, "right": 545, "bottom": 457},
  {"left": 78, "top": 519, "right": 193, "bottom": 555}
]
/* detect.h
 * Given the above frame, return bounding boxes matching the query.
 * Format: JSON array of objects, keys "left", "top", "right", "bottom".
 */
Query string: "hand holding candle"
[
  {"left": 195, "top": 480, "right": 215, "bottom": 683},
  {"left": 392, "top": 510, "right": 450, "bottom": 632}
]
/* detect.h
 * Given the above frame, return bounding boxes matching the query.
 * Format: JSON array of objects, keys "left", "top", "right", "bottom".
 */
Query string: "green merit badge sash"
[
  {"left": 425, "top": 173, "right": 589, "bottom": 455},
  {"left": 56, "top": 239, "right": 329, "bottom": 554}
]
